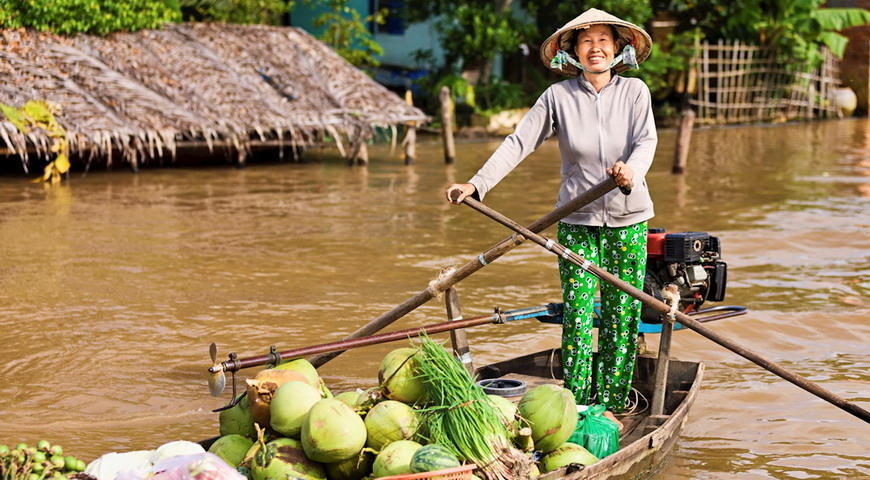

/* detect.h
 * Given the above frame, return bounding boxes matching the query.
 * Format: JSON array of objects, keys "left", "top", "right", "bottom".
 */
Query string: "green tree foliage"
[
  {"left": 312, "top": 0, "right": 384, "bottom": 68},
  {"left": 403, "top": 1, "right": 533, "bottom": 81},
  {"left": 0, "top": 0, "right": 181, "bottom": 35},
  {"left": 180, "top": 0, "right": 292, "bottom": 25},
  {"left": 658, "top": 0, "right": 870, "bottom": 62}
]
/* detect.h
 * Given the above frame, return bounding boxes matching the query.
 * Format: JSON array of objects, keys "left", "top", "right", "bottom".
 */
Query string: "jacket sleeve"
[
  {"left": 468, "top": 88, "right": 555, "bottom": 200},
  {"left": 625, "top": 81, "right": 657, "bottom": 179}
]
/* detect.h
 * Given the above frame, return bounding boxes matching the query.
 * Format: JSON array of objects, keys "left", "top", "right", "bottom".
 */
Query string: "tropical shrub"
[
  {"left": 180, "top": 0, "right": 292, "bottom": 25},
  {"left": 0, "top": 0, "right": 181, "bottom": 35}
]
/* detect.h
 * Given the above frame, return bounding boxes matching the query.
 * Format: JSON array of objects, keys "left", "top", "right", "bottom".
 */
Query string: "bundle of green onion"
[{"left": 416, "top": 337, "right": 530, "bottom": 480}]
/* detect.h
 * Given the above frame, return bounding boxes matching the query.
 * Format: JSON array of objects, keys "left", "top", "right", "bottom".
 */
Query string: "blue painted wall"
[{"left": 289, "top": 1, "right": 445, "bottom": 69}]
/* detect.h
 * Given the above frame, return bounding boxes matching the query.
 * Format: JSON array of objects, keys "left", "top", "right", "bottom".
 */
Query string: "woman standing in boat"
[{"left": 445, "top": 9, "right": 656, "bottom": 421}]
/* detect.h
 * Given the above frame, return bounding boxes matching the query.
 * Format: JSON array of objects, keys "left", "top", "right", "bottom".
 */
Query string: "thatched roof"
[{"left": 0, "top": 23, "right": 428, "bottom": 167}]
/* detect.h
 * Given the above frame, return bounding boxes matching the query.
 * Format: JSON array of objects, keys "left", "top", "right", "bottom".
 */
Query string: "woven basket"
[{"left": 376, "top": 464, "right": 477, "bottom": 480}]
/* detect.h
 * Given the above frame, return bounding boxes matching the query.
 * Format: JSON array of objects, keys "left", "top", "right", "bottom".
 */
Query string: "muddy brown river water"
[{"left": 1, "top": 119, "right": 868, "bottom": 479}]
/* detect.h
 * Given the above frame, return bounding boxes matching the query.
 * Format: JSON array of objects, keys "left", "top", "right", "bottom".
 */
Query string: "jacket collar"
[{"left": 577, "top": 73, "right": 620, "bottom": 94}]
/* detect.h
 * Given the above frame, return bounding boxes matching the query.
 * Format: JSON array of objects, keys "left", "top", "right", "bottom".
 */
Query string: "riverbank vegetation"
[
  {"left": 0, "top": 0, "right": 867, "bottom": 126},
  {"left": 402, "top": 0, "right": 868, "bottom": 125}
]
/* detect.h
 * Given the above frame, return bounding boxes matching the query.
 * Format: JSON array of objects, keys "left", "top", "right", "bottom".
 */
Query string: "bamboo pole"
[
  {"left": 308, "top": 178, "right": 619, "bottom": 367},
  {"left": 445, "top": 287, "right": 474, "bottom": 373},
  {"left": 460, "top": 196, "right": 870, "bottom": 424},
  {"left": 672, "top": 108, "right": 695, "bottom": 174},
  {"left": 440, "top": 86, "right": 456, "bottom": 164}
]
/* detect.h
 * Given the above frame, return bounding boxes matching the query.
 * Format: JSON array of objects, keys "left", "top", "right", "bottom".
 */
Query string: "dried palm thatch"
[{"left": 0, "top": 23, "right": 428, "bottom": 169}]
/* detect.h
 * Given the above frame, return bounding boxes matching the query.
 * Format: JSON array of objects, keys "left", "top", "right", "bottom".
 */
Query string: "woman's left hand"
[{"left": 607, "top": 161, "right": 634, "bottom": 188}]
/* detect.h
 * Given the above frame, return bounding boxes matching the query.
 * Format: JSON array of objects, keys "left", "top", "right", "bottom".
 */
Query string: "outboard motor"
[{"left": 641, "top": 229, "right": 728, "bottom": 323}]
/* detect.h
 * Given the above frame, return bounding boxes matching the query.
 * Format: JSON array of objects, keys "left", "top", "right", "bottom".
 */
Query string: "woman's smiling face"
[{"left": 574, "top": 24, "right": 616, "bottom": 72}]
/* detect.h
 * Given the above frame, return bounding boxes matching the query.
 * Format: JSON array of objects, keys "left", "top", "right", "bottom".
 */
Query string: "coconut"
[
  {"left": 252, "top": 438, "right": 326, "bottom": 480},
  {"left": 540, "top": 442, "right": 598, "bottom": 472},
  {"left": 301, "top": 399, "right": 367, "bottom": 463},
  {"left": 364, "top": 400, "right": 419, "bottom": 451},
  {"left": 208, "top": 435, "right": 254, "bottom": 467},
  {"left": 487, "top": 395, "right": 518, "bottom": 434},
  {"left": 324, "top": 451, "right": 374, "bottom": 480},
  {"left": 372, "top": 440, "right": 422, "bottom": 478},
  {"left": 517, "top": 385, "right": 577, "bottom": 453},
  {"left": 270, "top": 381, "right": 323, "bottom": 438},
  {"left": 220, "top": 394, "right": 257, "bottom": 438},
  {"left": 247, "top": 369, "right": 309, "bottom": 427},
  {"left": 335, "top": 391, "right": 364, "bottom": 411},
  {"left": 275, "top": 359, "right": 332, "bottom": 398},
  {"left": 378, "top": 348, "right": 425, "bottom": 404}
]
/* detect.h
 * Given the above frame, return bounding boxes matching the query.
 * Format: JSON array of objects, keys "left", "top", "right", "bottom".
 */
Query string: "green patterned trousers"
[{"left": 557, "top": 221, "right": 647, "bottom": 412}]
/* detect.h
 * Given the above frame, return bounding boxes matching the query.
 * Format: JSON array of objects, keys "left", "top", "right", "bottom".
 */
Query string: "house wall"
[{"left": 289, "top": 1, "right": 445, "bottom": 69}]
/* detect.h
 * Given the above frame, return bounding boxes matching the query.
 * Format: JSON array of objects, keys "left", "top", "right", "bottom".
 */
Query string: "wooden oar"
[
  {"left": 308, "top": 178, "right": 620, "bottom": 367},
  {"left": 460, "top": 195, "right": 870, "bottom": 424}
]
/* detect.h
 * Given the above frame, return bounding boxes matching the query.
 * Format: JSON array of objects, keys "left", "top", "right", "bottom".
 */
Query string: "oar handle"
[{"left": 460, "top": 196, "right": 870, "bottom": 424}]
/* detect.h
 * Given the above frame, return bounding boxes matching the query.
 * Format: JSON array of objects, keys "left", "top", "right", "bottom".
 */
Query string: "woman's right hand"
[{"left": 445, "top": 183, "right": 476, "bottom": 204}]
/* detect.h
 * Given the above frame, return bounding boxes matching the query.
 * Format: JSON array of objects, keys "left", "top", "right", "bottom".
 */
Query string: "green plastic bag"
[{"left": 567, "top": 405, "right": 619, "bottom": 458}]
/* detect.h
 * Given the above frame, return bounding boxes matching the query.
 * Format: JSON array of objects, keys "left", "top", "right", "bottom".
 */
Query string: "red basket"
[{"left": 376, "top": 464, "right": 477, "bottom": 480}]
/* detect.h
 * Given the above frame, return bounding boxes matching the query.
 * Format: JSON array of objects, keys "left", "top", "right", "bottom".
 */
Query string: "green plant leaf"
[
  {"left": 812, "top": 8, "right": 870, "bottom": 32},
  {"left": 0, "top": 103, "right": 28, "bottom": 133},
  {"left": 818, "top": 31, "right": 848, "bottom": 58},
  {"left": 22, "top": 100, "right": 53, "bottom": 124}
]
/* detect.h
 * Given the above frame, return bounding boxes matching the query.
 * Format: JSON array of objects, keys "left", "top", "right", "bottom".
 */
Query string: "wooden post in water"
[
  {"left": 445, "top": 287, "right": 474, "bottom": 373},
  {"left": 236, "top": 147, "right": 247, "bottom": 169},
  {"left": 672, "top": 108, "right": 695, "bottom": 174},
  {"left": 403, "top": 90, "right": 417, "bottom": 165},
  {"left": 439, "top": 86, "right": 456, "bottom": 164},
  {"left": 354, "top": 141, "right": 369, "bottom": 166}
]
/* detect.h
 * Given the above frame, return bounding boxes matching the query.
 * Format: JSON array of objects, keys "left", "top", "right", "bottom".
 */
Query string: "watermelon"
[{"left": 409, "top": 444, "right": 461, "bottom": 473}]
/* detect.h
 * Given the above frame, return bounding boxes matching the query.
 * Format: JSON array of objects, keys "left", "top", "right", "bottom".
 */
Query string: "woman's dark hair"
[{"left": 564, "top": 25, "right": 626, "bottom": 53}]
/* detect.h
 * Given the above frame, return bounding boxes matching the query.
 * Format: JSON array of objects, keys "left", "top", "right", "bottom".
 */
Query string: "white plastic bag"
[
  {"left": 149, "top": 453, "right": 244, "bottom": 480},
  {"left": 84, "top": 450, "right": 154, "bottom": 480}
]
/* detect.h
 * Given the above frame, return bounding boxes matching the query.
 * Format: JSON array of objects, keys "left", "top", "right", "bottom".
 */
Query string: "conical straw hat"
[{"left": 540, "top": 8, "right": 652, "bottom": 76}]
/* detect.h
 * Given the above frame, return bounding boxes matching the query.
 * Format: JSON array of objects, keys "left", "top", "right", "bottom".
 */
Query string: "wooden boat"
[
  {"left": 199, "top": 298, "right": 729, "bottom": 480},
  {"left": 476, "top": 348, "right": 703, "bottom": 480},
  {"left": 201, "top": 344, "right": 702, "bottom": 480}
]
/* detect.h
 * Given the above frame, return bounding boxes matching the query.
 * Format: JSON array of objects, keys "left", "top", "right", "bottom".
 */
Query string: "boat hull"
[{"left": 477, "top": 349, "right": 704, "bottom": 480}]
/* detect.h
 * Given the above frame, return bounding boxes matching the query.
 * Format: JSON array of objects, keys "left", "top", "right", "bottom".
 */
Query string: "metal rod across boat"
[
  {"left": 308, "top": 178, "right": 620, "bottom": 368},
  {"left": 210, "top": 305, "right": 550, "bottom": 374},
  {"left": 460, "top": 196, "right": 870, "bottom": 424}
]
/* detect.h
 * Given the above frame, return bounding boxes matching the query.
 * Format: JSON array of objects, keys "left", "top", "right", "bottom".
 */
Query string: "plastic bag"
[
  {"left": 115, "top": 453, "right": 244, "bottom": 480},
  {"left": 85, "top": 450, "right": 154, "bottom": 480},
  {"left": 567, "top": 404, "right": 619, "bottom": 459}
]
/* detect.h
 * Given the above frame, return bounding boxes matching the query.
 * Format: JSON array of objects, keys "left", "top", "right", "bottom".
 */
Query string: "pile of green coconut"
[{"left": 211, "top": 339, "right": 600, "bottom": 480}]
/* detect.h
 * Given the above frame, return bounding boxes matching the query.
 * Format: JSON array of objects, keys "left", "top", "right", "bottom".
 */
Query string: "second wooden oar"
[
  {"left": 460, "top": 196, "right": 870, "bottom": 424},
  {"left": 309, "top": 178, "right": 620, "bottom": 367}
]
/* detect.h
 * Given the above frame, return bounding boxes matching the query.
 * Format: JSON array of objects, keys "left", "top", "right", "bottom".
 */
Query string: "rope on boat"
[{"left": 427, "top": 266, "right": 458, "bottom": 299}]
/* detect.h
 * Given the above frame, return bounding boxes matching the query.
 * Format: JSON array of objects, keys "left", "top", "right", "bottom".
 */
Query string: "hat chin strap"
[{"left": 550, "top": 44, "right": 639, "bottom": 74}]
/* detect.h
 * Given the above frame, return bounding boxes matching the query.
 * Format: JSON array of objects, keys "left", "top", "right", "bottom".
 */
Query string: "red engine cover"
[{"left": 647, "top": 232, "right": 667, "bottom": 259}]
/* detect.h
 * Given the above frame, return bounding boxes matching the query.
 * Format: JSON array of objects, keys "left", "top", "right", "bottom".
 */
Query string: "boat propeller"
[
  {"left": 207, "top": 343, "right": 246, "bottom": 412},
  {"left": 207, "top": 342, "right": 226, "bottom": 397}
]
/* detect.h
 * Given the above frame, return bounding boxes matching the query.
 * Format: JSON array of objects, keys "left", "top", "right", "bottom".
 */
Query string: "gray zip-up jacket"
[{"left": 468, "top": 74, "right": 656, "bottom": 227}]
